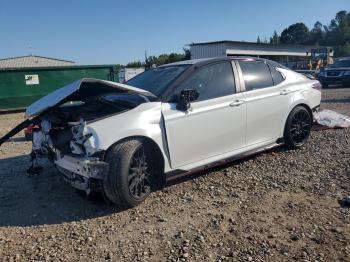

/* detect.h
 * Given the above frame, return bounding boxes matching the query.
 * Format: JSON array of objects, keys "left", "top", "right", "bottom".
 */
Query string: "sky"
[{"left": 0, "top": 0, "right": 349, "bottom": 65}]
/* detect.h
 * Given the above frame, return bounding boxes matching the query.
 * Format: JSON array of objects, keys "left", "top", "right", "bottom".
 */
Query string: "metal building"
[
  {"left": 190, "top": 41, "right": 331, "bottom": 62},
  {"left": 0, "top": 55, "right": 75, "bottom": 68}
]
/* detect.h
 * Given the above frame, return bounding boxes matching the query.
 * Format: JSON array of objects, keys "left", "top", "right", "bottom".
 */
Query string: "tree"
[
  {"left": 183, "top": 48, "right": 191, "bottom": 60},
  {"left": 142, "top": 48, "right": 190, "bottom": 68},
  {"left": 280, "top": 22, "right": 310, "bottom": 44},
  {"left": 269, "top": 30, "right": 280, "bottom": 44},
  {"left": 269, "top": 10, "right": 350, "bottom": 57},
  {"left": 325, "top": 10, "right": 350, "bottom": 46},
  {"left": 126, "top": 61, "right": 142, "bottom": 68},
  {"left": 257, "top": 36, "right": 261, "bottom": 43},
  {"left": 341, "top": 41, "right": 350, "bottom": 56},
  {"left": 310, "top": 21, "right": 324, "bottom": 44}
]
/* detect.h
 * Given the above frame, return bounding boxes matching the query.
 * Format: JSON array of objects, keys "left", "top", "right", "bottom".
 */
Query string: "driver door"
[{"left": 161, "top": 62, "right": 246, "bottom": 169}]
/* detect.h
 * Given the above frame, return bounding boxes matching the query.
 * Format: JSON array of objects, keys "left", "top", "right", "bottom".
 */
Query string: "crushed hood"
[{"left": 25, "top": 78, "right": 155, "bottom": 117}]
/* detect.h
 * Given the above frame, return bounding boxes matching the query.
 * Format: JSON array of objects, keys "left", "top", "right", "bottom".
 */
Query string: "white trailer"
[{"left": 118, "top": 68, "right": 144, "bottom": 83}]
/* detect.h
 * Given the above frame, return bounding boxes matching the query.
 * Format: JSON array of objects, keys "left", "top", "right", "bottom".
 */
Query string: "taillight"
[{"left": 311, "top": 81, "right": 322, "bottom": 91}]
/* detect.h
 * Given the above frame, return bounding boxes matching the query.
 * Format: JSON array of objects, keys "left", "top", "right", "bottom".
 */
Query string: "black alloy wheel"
[
  {"left": 289, "top": 110, "right": 311, "bottom": 145},
  {"left": 103, "top": 138, "right": 160, "bottom": 208},
  {"left": 128, "top": 146, "right": 151, "bottom": 200},
  {"left": 284, "top": 106, "right": 312, "bottom": 149}
]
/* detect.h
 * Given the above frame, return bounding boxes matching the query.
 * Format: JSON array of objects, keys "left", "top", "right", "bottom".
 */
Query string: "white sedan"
[{"left": 0, "top": 57, "right": 322, "bottom": 208}]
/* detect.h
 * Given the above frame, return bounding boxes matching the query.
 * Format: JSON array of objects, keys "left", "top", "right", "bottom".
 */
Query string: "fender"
[{"left": 85, "top": 102, "right": 172, "bottom": 172}]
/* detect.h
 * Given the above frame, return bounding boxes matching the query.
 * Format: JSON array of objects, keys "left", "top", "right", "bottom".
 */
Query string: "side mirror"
[{"left": 176, "top": 89, "right": 199, "bottom": 111}]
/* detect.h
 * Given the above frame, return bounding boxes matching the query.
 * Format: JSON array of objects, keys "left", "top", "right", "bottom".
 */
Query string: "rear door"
[
  {"left": 236, "top": 59, "right": 290, "bottom": 146},
  {"left": 162, "top": 61, "right": 246, "bottom": 168}
]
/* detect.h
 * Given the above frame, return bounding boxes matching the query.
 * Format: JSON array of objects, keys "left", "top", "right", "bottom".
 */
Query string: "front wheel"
[
  {"left": 102, "top": 138, "right": 158, "bottom": 208},
  {"left": 283, "top": 106, "right": 312, "bottom": 149}
]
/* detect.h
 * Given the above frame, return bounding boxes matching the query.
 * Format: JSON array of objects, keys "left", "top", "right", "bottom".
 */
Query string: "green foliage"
[
  {"left": 270, "top": 10, "right": 350, "bottom": 56},
  {"left": 126, "top": 61, "right": 143, "bottom": 68},
  {"left": 126, "top": 48, "right": 191, "bottom": 68},
  {"left": 280, "top": 22, "right": 310, "bottom": 44},
  {"left": 310, "top": 21, "right": 324, "bottom": 44},
  {"left": 269, "top": 31, "right": 280, "bottom": 45},
  {"left": 342, "top": 42, "right": 350, "bottom": 56}
]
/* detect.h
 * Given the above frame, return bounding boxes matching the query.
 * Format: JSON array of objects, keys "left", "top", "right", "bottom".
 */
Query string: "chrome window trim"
[
  {"left": 230, "top": 60, "right": 242, "bottom": 93},
  {"left": 233, "top": 60, "right": 246, "bottom": 92}
]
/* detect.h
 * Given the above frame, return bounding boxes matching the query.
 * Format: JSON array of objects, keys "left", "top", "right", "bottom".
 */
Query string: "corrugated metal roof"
[
  {"left": 0, "top": 55, "right": 75, "bottom": 68},
  {"left": 189, "top": 40, "right": 321, "bottom": 49}
]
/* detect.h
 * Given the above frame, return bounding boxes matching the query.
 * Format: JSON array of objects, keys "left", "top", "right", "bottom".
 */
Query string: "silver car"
[{"left": 0, "top": 57, "right": 322, "bottom": 207}]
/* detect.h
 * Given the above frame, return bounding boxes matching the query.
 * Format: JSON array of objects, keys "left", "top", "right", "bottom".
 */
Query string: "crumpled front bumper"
[{"left": 54, "top": 154, "right": 109, "bottom": 180}]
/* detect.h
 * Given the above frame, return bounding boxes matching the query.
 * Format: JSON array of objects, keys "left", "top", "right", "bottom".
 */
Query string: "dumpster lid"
[{"left": 25, "top": 78, "right": 156, "bottom": 117}]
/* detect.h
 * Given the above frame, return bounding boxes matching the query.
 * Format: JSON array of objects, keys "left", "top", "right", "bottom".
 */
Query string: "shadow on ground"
[
  {"left": 0, "top": 145, "right": 289, "bottom": 227},
  {"left": 0, "top": 154, "right": 119, "bottom": 227}
]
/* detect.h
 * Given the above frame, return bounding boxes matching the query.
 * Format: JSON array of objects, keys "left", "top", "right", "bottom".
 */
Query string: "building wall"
[
  {"left": 190, "top": 42, "right": 227, "bottom": 59},
  {"left": 225, "top": 42, "right": 312, "bottom": 54},
  {"left": 0, "top": 65, "right": 116, "bottom": 111},
  {"left": 190, "top": 42, "right": 317, "bottom": 59}
]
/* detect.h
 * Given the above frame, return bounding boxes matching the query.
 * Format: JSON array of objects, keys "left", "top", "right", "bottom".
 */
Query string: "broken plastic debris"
[{"left": 314, "top": 110, "right": 350, "bottom": 128}]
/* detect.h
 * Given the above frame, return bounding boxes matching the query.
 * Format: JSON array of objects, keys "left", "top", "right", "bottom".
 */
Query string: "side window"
[
  {"left": 238, "top": 60, "right": 273, "bottom": 91},
  {"left": 268, "top": 64, "right": 285, "bottom": 85},
  {"left": 174, "top": 62, "right": 235, "bottom": 101}
]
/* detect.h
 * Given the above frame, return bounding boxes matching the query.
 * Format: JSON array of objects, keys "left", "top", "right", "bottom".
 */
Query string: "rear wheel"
[
  {"left": 284, "top": 106, "right": 312, "bottom": 149},
  {"left": 102, "top": 138, "right": 159, "bottom": 208}
]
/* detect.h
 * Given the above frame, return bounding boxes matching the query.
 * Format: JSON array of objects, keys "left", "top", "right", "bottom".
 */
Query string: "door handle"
[
  {"left": 229, "top": 100, "right": 245, "bottom": 107},
  {"left": 280, "top": 90, "right": 293, "bottom": 95}
]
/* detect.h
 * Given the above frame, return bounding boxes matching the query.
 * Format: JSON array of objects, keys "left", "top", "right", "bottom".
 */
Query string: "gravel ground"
[{"left": 0, "top": 88, "right": 349, "bottom": 262}]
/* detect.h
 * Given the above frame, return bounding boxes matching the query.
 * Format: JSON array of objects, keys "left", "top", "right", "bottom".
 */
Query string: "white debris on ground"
[{"left": 314, "top": 109, "right": 350, "bottom": 128}]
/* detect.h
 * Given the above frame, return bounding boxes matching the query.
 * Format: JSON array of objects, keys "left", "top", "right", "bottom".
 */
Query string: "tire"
[
  {"left": 283, "top": 106, "right": 312, "bottom": 149},
  {"left": 102, "top": 138, "right": 159, "bottom": 208}
]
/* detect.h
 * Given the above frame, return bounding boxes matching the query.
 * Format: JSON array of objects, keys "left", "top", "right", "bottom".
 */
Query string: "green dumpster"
[{"left": 0, "top": 65, "right": 119, "bottom": 111}]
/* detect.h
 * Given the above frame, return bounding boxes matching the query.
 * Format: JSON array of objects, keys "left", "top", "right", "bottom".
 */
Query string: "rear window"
[
  {"left": 268, "top": 64, "right": 285, "bottom": 85},
  {"left": 238, "top": 60, "right": 273, "bottom": 91}
]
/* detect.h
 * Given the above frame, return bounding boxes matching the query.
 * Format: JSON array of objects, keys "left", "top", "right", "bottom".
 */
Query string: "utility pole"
[{"left": 144, "top": 50, "right": 148, "bottom": 68}]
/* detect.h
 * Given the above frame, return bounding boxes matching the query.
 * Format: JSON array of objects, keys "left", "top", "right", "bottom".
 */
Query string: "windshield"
[
  {"left": 330, "top": 59, "right": 350, "bottom": 68},
  {"left": 126, "top": 65, "right": 189, "bottom": 97}
]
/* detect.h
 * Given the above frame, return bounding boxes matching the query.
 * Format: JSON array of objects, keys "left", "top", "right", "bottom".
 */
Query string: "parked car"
[
  {"left": 318, "top": 57, "right": 350, "bottom": 88},
  {"left": 0, "top": 57, "right": 322, "bottom": 208}
]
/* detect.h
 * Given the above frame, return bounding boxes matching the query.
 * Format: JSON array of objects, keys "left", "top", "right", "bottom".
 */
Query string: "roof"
[
  {"left": 0, "top": 64, "right": 116, "bottom": 72},
  {"left": 164, "top": 56, "right": 290, "bottom": 70},
  {"left": 0, "top": 55, "right": 75, "bottom": 69},
  {"left": 189, "top": 40, "right": 321, "bottom": 49},
  {"left": 160, "top": 58, "right": 218, "bottom": 66}
]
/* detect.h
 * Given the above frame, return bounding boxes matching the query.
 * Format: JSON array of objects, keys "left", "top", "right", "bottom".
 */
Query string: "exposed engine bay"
[
  {"left": 41, "top": 93, "right": 147, "bottom": 154},
  {"left": 31, "top": 93, "right": 150, "bottom": 193},
  {"left": 0, "top": 78, "right": 155, "bottom": 194}
]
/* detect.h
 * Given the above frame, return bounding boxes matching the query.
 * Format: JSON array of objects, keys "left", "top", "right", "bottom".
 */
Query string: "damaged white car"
[{"left": 0, "top": 57, "right": 322, "bottom": 208}]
